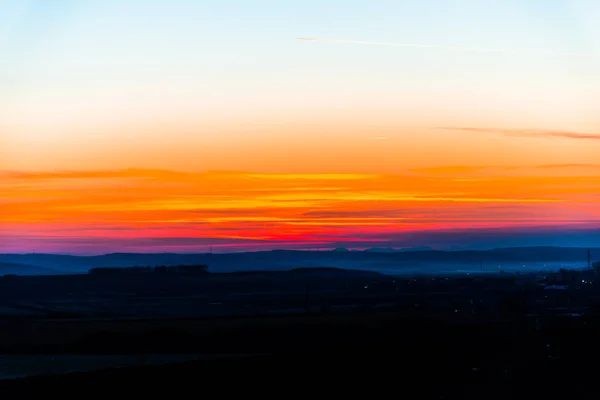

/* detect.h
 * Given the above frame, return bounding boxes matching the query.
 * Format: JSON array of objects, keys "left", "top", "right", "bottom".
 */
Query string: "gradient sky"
[{"left": 1, "top": 0, "right": 600, "bottom": 253}]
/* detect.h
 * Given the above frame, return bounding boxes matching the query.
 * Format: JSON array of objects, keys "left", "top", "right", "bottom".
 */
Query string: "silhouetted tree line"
[{"left": 89, "top": 265, "right": 209, "bottom": 276}]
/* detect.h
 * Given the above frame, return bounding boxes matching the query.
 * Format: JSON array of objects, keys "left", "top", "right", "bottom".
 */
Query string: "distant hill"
[
  {"left": 365, "top": 246, "right": 434, "bottom": 253},
  {"left": 0, "top": 262, "right": 61, "bottom": 276},
  {"left": 364, "top": 248, "right": 396, "bottom": 253},
  {"left": 0, "top": 247, "right": 598, "bottom": 276},
  {"left": 399, "top": 246, "right": 434, "bottom": 252}
]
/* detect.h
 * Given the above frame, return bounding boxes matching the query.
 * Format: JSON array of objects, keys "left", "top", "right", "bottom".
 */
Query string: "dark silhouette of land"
[
  {"left": 0, "top": 249, "right": 598, "bottom": 398},
  {"left": 0, "top": 246, "right": 597, "bottom": 275}
]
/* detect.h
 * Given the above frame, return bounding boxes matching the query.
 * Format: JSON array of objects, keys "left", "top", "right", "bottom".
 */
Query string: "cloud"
[
  {"left": 3, "top": 167, "right": 600, "bottom": 254},
  {"left": 245, "top": 173, "right": 376, "bottom": 180},
  {"left": 409, "top": 164, "right": 600, "bottom": 175},
  {"left": 298, "top": 38, "right": 597, "bottom": 58},
  {"left": 438, "top": 127, "right": 600, "bottom": 140},
  {"left": 535, "top": 164, "right": 600, "bottom": 169},
  {"left": 2, "top": 168, "right": 189, "bottom": 180},
  {"left": 334, "top": 226, "right": 600, "bottom": 250},
  {"left": 409, "top": 166, "right": 490, "bottom": 174}
]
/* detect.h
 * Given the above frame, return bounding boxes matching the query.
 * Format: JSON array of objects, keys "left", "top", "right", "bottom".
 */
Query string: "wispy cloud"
[
  {"left": 535, "top": 164, "right": 600, "bottom": 169},
  {"left": 438, "top": 127, "right": 600, "bottom": 140},
  {"left": 298, "top": 37, "right": 597, "bottom": 58},
  {"left": 410, "top": 164, "right": 600, "bottom": 175},
  {"left": 2, "top": 168, "right": 600, "bottom": 253},
  {"left": 409, "top": 166, "right": 490, "bottom": 175},
  {"left": 2, "top": 168, "right": 192, "bottom": 180}
]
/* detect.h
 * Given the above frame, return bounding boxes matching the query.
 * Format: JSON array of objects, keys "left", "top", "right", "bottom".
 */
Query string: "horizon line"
[{"left": 1, "top": 245, "right": 598, "bottom": 257}]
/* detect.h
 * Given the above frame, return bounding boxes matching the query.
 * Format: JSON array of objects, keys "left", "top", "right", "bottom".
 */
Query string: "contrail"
[{"left": 298, "top": 37, "right": 595, "bottom": 58}]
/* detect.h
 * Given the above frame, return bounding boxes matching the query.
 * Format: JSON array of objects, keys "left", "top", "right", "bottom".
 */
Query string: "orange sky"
[{"left": 2, "top": 168, "right": 599, "bottom": 253}]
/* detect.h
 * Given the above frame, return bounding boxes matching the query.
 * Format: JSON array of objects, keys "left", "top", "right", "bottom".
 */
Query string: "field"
[{"left": 0, "top": 267, "right": 599, "bottom": 398}]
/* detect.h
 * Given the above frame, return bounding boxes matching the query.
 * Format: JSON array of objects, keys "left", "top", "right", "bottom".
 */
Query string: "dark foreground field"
[
  {"left": 1, "top": 311, "right": 600, "bottom": 399},
  {"left": 1, "top": 269, "right": 599, "bottom": 398}
]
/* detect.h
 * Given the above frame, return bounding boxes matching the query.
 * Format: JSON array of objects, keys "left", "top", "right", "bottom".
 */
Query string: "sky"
[{"left": 1, "top": 0, "right": 600, "bottom": 254}]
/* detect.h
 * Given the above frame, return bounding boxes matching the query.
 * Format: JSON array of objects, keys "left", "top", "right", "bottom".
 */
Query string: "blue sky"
[
  {"left": 2, "top": 0, "right": 598, "bottom": 91},
  {"left": 2, "top": 1, "right": 600, "bottom": 254},
  {"left": 1, "top": 0, "right": 599, "bottom": 172}
]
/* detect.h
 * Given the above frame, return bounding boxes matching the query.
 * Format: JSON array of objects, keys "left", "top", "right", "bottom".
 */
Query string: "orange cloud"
[
  {"left": 535, "top": 164, "right": 600, "bottom": 169},
  {"left": 438, "top": 127, "right": 600, "bottom": 140},
  {"left": 2, "top": 168, "right": 599, "bottom": 253},
  {"left": 409, "top": 164, "right": 600, "bottom": 178},
  {"left": 409, "top": 166, "right": 491, "bottom": 175}
]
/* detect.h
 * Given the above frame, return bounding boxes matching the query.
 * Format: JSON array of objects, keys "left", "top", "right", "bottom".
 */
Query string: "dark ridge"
[{"left": 0, "top": 247, "right": 598, "bottom": 276}]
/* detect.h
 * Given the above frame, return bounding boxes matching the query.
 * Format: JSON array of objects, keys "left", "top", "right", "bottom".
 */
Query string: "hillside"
[
  {"left": 0, "top": 262, "right": 61, "bottom": 276},
  {"left": 0, "top": 247, "right": 597, "bottom": 276}
]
